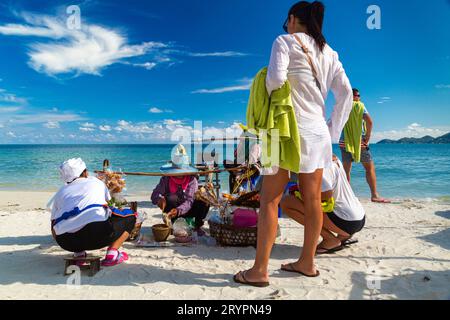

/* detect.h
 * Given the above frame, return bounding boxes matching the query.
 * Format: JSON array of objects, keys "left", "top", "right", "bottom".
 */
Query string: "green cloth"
[
  {"left": 343, "top": 101, "right": 365, "bottom": 163},
  {"left": 246, "top": 67, "right": 301, "bottom": 173}
]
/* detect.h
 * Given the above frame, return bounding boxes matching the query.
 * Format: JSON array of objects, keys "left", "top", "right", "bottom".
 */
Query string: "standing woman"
[{"left": 234, "top": 1, "right": 353, "bottom": 286}]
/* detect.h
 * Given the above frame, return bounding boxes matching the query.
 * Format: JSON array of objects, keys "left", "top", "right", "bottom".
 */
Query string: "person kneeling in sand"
[
  {"left": 151, "top": 174, "right": 210, "bottom": 235},
  {"left": 50, "top": 158, "right": 136, "bottom": 267},
  {"left": 281, "top": 156, "right": 365, "bottom": 260},
  {"left": 152, "top": 145, "right": 210, "bottom": 235}
]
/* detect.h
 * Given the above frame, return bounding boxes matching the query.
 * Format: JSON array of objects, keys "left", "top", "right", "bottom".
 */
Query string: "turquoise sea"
[{"left": 0, "top": 144, "right": 449, "bottom": 200}]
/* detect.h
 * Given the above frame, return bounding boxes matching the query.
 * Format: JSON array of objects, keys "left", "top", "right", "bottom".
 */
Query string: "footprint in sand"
[{"left": 263, "top": 288, "right": 290, "bottom": 300}]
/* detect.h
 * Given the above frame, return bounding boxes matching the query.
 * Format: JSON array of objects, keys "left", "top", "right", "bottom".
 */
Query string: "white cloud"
[
  {"left": 81, "top": 122, "right": 96, "bottom": 128},
  {"left": 149, "top": 107, "right": 163, "bottom": 114},
  {"left": 377, "top": 97, "right": 392, "bottom": 104},
  {"left": 189, "top": 51, "right": 248, "bottom": 57},
  {"left": 0, "top": 12, "right": 250, "bottom": 77},
  {"left": 99, "top": 125, "right": 112, "bottom": 132},
  {"left": 6, "top": 131, "right": 16, "bottom": 138},
  {"left": 44, "top": 121, "right": 60, "bottom": 129},
  {"left": 0, "top": 12, "right": 168, "bottom": 76},
  {"left": 133, "top": 62, "right": 157, "bottom": 70},
  {"left": 192, "top": 79, "right": 252, "bottom": 94},
  {"left": 164, "top": 119, "right": 182, "bottom": 126},
  {"left": 79, "top": 127, "right": 94, "bottom": 132},
  {"left": 0, "top": 106, "right": 21, "bottom": 113},
  {"left": 0, "top": 93, "right": 28, "bottom": 105},
  {"left": 435, "top": 84, "right": 450, "bottom": 89},
  {"left": 8, "top": 112, "right": 85, "bottom": 124},
  {"left": 116, "top": 120, "right": 155, "bottom": 134},
  {"left": 373, "top": 123, "right": 450, "bottom": 142},
  {"left": 407, "top": 123, "right": 421, "bottom": 130}
]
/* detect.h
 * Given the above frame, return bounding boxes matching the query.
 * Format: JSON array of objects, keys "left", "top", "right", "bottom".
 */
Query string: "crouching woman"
[
  {"left": 281, "top": 156, "right": 365, "bottom": 261},
  {"left": 50, "top": 158, "right": 136, "bottom": 267},
  {"left": 151, "top": 174, "right": 209, "bottom": 233}
]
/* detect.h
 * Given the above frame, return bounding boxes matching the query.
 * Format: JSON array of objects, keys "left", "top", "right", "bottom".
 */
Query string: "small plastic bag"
[
  {"left": 136, "top": 211, "right": 147, "bottom": 224},
  {"left": 172, "top": 218, "right": 191, "bottom": 237},
  {"left": 206, "top": 208, "right": 222, "bottom": 224}
]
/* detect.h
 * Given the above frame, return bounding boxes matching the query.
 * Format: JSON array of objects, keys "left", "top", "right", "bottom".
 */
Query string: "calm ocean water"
[{"left": 0, "top": 144, "right": 449, "bottom": 200}]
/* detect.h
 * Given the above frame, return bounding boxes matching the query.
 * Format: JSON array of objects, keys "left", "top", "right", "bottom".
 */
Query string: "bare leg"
[
  {"left": 281, "top": 170, "right": 323, "bottom": 276},
  {"left": 234, "top": 168, "right": 290, "bottom": 283},
  {"left": 342, "top": 161, "right": 352, "bottom": 183},
  {"left": 281, "top": 196, "right": 349, "bottom": 252},
  {"left": 109, "top": 232, "right": 130, "bottom": 250},
  {"left": 362, "top": 161, "right": 380, "bottom": 200}
]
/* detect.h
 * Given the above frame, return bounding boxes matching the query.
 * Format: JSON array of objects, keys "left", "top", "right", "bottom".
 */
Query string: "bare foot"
[
  {"left": 234, "top": 267, "right": 269, "bottom": 284},
  {"left": 372, "top": 197, "right": 391, "bottom": 204},
  {"left": 281, "top": 260, "right": 318, "bottom": 277},
  {"left": 317, "top": 238, "right": 342, "bottom": 251}
]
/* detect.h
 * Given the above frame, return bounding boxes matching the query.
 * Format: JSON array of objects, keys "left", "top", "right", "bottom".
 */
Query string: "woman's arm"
[
  {"left": 327, "top": 52, "right": 353, "bottom": 142},
  {"left": 266, "top": 35, "right": 290, "bottom": 95},
  {"left": 176, "top": 178, "right": 198, "bottom": 217},
  {"left": 151, "top": 177, "right": 167, "bottom": 205}
]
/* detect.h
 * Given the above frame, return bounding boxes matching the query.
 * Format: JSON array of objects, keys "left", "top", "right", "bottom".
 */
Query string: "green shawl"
[{"left": 246, "top": 67, "right": 301, "bottom": 173}]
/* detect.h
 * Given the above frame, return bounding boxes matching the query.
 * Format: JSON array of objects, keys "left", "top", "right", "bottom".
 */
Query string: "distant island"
[{"left": 377, "top": 132, "right": 450, "bottom": 144}]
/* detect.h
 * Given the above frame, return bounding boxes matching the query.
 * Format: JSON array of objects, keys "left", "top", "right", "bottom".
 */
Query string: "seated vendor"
[
  {"left": 50, "top": 158, "right": 136, "bottom": 267},
  {"left": 281, "top": 155, "right": 366, "bottom": 255},
  {"left": 152, "top": 145, "right": 210, "bottom": 233}
]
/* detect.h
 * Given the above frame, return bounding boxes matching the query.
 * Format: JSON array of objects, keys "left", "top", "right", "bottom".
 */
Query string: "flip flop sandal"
[
  {"left": 101, "top": 251, "right": 129, "bottom": 267},
  {"left": 316, "top": 244, "right": 346, "bottom": 255},
  {"left": 372, "top": 198, "right": 391, "bottom": 204},
  {"left": 280, "top": 263, "right": 320, "bottom": 278},
  {"left": 342, "top": 239, "right": 359, "bottom": 246},
  {"left": 233, "top": 271, "right": 270, "bottom": 288}
]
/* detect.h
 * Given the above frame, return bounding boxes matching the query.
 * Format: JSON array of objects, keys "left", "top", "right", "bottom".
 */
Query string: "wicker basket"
[{"left": 209, "top": 221, "right": 257, "bottom": 247}]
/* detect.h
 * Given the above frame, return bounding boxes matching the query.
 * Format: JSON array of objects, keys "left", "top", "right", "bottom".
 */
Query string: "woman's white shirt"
[
  {"left": 51, "top": 177, "right": 111, "bottom": 236},
  {"left": 322, "top": 159, "right": 365, "bottom": 221},
  {"left": 266, "top": 33, "right": 353, "bottom": 142}
]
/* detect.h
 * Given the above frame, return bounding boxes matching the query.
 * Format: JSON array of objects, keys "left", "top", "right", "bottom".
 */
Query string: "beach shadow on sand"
[
  {"left": 418, "top": 210, "right": 450, "bottom": 251},
  {"left": 0, "top": 244, "right": 245, "bottom": 288},
  {"left": 0, "top": 233, "right": 303, "bottom": 289},
  {"left": 349, "top": 269, "right": 450, "bottom": 300},
  {"left": 435, "top": 210, "right": 450, "bottom": 220},
  {"left": 419, "top": 228, "right": 450, "bottom": 251},
  {"left": 0, "top": 235, "right": 54, "bottom": 246}
]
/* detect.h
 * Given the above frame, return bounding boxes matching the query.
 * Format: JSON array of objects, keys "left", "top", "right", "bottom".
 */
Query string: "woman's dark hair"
[{"left": 288, "top": 1, "right": 326, "bottom": 51}]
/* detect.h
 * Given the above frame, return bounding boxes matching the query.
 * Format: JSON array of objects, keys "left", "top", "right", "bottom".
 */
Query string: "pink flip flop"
[{"left": 101, "top": 251, "right": 129, "bottom": 267}]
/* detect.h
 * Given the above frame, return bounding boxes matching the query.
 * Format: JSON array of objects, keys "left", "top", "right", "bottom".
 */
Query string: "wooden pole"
[{"left": 94, "top": 166, "right": 245, "bottom": 178}]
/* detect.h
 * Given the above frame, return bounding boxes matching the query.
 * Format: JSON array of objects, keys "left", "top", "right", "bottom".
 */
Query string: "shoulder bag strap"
[{"left": 293, "top": 34, "right": 322, "bottom": 91}]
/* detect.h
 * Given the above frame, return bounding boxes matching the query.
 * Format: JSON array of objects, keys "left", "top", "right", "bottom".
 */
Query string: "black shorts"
[
  {"left": 327, "top": 212, "right": 366, "bottom": 236},
  {"left": 55, "top": 215, "right": 136, "bottom": 253}
]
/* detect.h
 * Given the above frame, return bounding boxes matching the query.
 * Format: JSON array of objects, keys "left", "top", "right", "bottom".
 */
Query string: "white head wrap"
[{"left": 59, "top": 158, "right": 87, "bottom": 184}]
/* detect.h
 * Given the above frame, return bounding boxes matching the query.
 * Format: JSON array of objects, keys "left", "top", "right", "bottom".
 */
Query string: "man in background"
[{"left": 339, "top": 89, "right": 390, "bottom": 203}]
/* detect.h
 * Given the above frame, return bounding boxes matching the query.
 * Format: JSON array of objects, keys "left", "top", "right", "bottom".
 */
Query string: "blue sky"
[{"left": 0, "top": 0, "right": 449, "bottom": 144}]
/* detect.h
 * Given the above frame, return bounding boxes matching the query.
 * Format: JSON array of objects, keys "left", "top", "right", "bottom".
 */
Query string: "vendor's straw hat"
[{"left": 160, "top": 144, "right": 198, "bottom": 174}]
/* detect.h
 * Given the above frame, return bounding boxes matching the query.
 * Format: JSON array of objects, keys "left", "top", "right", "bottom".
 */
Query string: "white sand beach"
[{"left": 0, "top": 191, "right": 449, "bottom": 300}]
